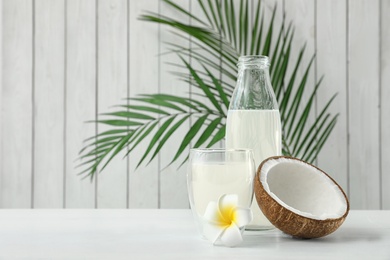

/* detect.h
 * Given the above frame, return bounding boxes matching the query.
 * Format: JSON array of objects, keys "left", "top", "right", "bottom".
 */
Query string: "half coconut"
[{"left": 254, "top": 156, "right": 349, "bottom": 238}]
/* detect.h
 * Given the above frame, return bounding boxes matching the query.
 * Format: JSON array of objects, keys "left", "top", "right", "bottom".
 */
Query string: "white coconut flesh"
[{"left": 260, "top": 158, "right": 348, "bottom": 220}]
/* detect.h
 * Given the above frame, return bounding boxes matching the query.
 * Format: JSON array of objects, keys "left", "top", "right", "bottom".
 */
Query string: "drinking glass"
[{"left": 187, "top": 148, "right": 255, "bottom": 237}]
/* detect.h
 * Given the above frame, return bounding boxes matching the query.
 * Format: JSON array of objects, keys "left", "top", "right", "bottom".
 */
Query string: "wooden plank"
[
  {"left": 65, "top": 0, "right": 96, "bottom": 208},
  {"left": 0, "top": 0, "right": 2, "bottom": 201},
  {"left": 33, "top": 0, "right": 65, "bottom": 208},
  {"left": 262, "top": 0, "right": 284, "bottom": 49},
  {"left": 348, "top": 0, "right": 380, "bottom": 209},
  {"left": 190, "top": 0, "right": 222, "bottom": 149},
  {"left": 261, "top": 0, "right": 284, "bottom": 156},
  {"left": 283, "top": 0, "right": 316, "bottom": 160},
  {"left": 381, "top": 0, "right": 390, "bottom": 210},
  {"left": 128, "top": 0, "right": 159, "bottom": 208},
  {"left": 159, "top": 0, "right": 190, "bottom": 208},
  {"left": 97, "top": 0, "right": 128, "bottom": 208},
  {"left": 316, "top": 0, "right": 348, "bottom": 195},
  {"left": 0, "top": 0, "right": 33, "bottom": 208}
]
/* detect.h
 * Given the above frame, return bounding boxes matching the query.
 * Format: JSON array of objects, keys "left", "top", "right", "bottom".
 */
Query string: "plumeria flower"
[{"left": 202, "top": 194, "right": 253, "bottom": 247}]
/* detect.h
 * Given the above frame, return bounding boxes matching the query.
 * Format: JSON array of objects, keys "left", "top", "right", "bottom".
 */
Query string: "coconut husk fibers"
[{"left": 254, "top": 156, "right": 350, "bottom": 239}]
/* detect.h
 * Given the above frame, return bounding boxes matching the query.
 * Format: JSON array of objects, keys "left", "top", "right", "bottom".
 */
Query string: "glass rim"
[
  {"left": 238, "top": 55, "right": 269, "bottom": 61},
  {"left": 237, "top": 55, "right": 270, "bottom": 67},
  {"left": 190, "top": 148, "right": 253, "bottom": 153}
]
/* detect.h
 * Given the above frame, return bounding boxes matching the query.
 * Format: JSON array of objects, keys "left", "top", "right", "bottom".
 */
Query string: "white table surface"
[{"left": 0, "top": 209, "right": 389, "bottom": 259}]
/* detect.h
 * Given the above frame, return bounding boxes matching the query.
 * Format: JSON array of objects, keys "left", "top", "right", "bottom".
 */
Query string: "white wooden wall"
[{"left": 1, "top": 0, "right": 389, "bottom": 209}]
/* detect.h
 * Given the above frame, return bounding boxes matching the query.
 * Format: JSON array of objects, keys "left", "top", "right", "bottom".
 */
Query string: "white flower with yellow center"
[{"left": 202, "top": 194, "right": 253, "bottom": 247}]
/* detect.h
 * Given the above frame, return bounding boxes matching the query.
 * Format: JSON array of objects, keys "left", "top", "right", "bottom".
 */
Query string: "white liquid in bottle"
[{"left": 226, "top": 109, "right": 282, "bottom": 229}]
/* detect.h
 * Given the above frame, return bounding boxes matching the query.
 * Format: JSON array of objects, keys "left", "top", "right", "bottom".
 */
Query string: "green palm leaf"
[{"left": 78, "top": 0, "right": 338, "bottom": 179}]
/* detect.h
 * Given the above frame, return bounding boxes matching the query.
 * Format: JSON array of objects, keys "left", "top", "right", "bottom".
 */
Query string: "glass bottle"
[{"left": 226, "top": 55, "right": 282, "bottom": 230}]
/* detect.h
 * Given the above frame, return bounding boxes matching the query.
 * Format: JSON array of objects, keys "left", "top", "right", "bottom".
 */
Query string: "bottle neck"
[{"left": 230, "top": 57, "right": 278, "bottom": 110}]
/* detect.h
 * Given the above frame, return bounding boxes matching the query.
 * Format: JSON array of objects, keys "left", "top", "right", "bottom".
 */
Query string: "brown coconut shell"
[{"left": 254, "top": 156, "right": 350, "bottom": 239}]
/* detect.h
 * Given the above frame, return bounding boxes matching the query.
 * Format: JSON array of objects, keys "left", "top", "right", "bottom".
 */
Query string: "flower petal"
[
  {"left": 233, "top": 207, "right": 253, "bottom": 227},
  {"left": 202, "top": 221, "right": 225, "bottom": 244},
  {"left": 218, "top": 194, "right": 238, "bottom": 222},
  {"left": 220, "top": 223, "right": 243, "bottom": 247},
  {"left": 203, "top": 200, "right": 229, "bottom": 243},
  {"left": 203, "top": 201, "right": 222, "bottom": 224},
  {"left": 218, "top": 194, "right": 238, "bottom": 208}
]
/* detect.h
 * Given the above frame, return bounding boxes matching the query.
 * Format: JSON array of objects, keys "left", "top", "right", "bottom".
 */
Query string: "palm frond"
[
  {"left": 78, "top": 60, "right": 227, "bottom": 178},
  {"left": 78, "top": 0, "right": 338, "bottom": 179}
]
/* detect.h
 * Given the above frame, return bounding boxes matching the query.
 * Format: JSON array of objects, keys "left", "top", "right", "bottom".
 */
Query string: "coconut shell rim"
[{"left": 255, "top": 155, "right": 350, "bottom": 227}]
